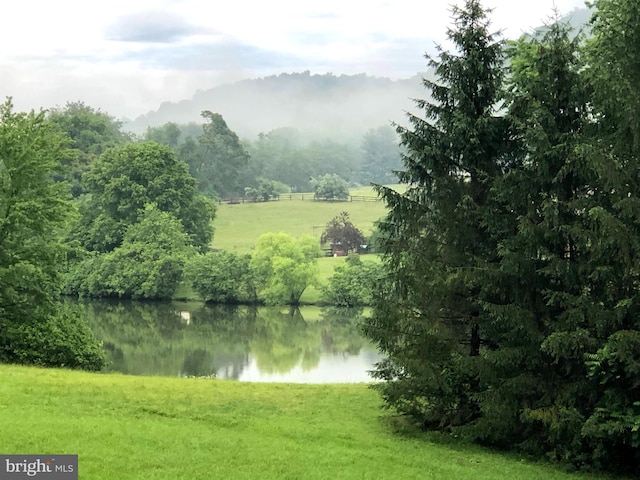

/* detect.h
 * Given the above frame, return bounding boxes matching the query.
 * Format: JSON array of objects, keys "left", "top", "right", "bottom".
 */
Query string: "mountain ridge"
[{"left": 126, "top": 7, "right": 592, "bottom": 140}]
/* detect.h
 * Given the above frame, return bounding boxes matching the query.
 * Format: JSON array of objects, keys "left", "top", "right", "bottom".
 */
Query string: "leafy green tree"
[
  {"left": 186, "top": 111, "right": 250, "bottom": 198},
  {"left": 76, "top": 141, "right": 215, "bottom": 253},
  {"left": 244, "top": 128, "right": 364, "bottom": 192},
  {"left": 144, "top": 122, "right": 181, "bottom": 149},
  {"left": 69, "top": 205, "right": 194, "bottom": 299},
  {"left": 186, "top": 251, "right": 255, "bottom": 303},
  {"left": 363, "top": 0, "right": 512, "bottom": 432},
  {"left": 245, "top": 128, "right": 306, "bottom": 191},
  {"left": 306, "top": 139, "right": 362, "bottom": 184},
  {"left": 244, "top": 177, "right": 286, "bottom": 202},
  {"left": 250, "top": 233, "right": 321, "bottom": 305},
  {"left": 0, "top": 99, "right": 105, "bottom": 370},
  {"left": 310, "top": 174, "right": 349, "bottom": 200},
  {"left": 48, "top": 101, "right": 130, "bottom": 197},
  {"left": 323, "top": 254, "right": 384, "bottom": 306},
  {"left": 320, "top": 212, "right": 366, "bottom": 254}
]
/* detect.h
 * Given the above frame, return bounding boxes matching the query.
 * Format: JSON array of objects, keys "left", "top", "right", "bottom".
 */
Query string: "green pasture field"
[
  {"left": 173, "top": 188, "right": 391, "bottom": 303},
  {"left": 212, "top": 196, "right": 386, "bottom": 254},
  {"left": 0, "top": 365, "right": 620, "bottom": 480}
]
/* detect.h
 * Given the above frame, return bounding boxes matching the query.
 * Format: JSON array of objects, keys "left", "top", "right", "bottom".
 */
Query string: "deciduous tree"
[
  {"left": 250, "top": 233, "right": 321, "bottom": 305},
  {"left": 48, "top": 101, "right": 130, "bottom": 197},
  {"left": 187, "top": 111, "right": 250, "bottom": 198},
  {"left": 69, "top": 205, "right": 194, "bottom": 299},
  {"left": 0, "top": 99, "right": 105, "bottom": 369},
  {"left": 320, "top": 212, "right": 365, "bottom": 254},
  {"left": 310, "top": 174, "right": 349, "bottom": 201},
  {"left": 186, "top": 251, "right": 255, "bottom": 303},
  {"left": 76, "top": 141, "right": 215, "bottom": 253}
]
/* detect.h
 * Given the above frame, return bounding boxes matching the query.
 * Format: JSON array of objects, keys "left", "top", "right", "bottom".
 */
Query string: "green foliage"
[
  {"left": 323, "top": 254, "right": 384, "bottom": 306},
  {"left": 185, "top": 251, "right": 255, "bottom": 303},
  {"left": 320, "top": 211, "right": 366, "bottom": 254},
  {"left": 69, "top": 205, "right": 193, "bottom": 299},
  {"left": 245, "top": 128, "right": 363, "bottom": 193},
  {"left": 244, "top": 177, "right": 285, "bottom": 202},
  {"left": 76, "top": 141, "right": 214, "bottom": 253},
  {"left": 311, "top": 173, "right": 349, "bottom": 201},
  {"left": 182, "top": 111, "right": 251, "bottom": 198},
  {"left": 585, "top": 0, "right": 640, "bottom": 154},
  {"left": 364, "top": 0, "right": 511, "bottom": 433},
  {"left": 361, "top": 125, "right": 402, "bottom": 184},
  {"left": 244, "top": 128, "right": 310, "bottom": 192},
  {"left": 364, "top": 1, "right": 640, "bottom": 473},
  {"left": 47, "top": 101, "right": 130, "bottom": 197},
  {"left": 250, "top": 232, "right": 321, "bottom": 305},
  {"left": 0, "top": 304, "right": 105, "bottom": 370},
  {"left": 144, "top": 122, "right": 181, "bottom": 149},
  {"left": 0, "top": 99, "right": 105, "bottom": 370}
]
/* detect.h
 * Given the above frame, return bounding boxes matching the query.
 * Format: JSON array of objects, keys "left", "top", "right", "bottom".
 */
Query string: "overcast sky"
[{"left": 2, "top": 0, "right": 587, "bottom": 120}]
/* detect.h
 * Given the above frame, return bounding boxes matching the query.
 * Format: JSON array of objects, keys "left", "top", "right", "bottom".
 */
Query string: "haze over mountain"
[
  {"left": 126, "top": 6, "right": 591, "bottom": 141},
  {"left": 126, "top": 71, "right": 429, "bottom": 140}
]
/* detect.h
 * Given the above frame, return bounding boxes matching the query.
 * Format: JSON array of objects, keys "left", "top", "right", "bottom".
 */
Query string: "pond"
[{"left": 70, "top": 299, "right": 383, "bottom": 383}]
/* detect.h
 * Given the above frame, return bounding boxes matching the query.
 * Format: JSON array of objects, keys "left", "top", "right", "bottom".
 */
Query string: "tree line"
[
  {"left": 363, "top": 0, "right": 640, "bottom": 473},
  {"left": 132, "top": 114, "right": 402, "bottom": 198}
]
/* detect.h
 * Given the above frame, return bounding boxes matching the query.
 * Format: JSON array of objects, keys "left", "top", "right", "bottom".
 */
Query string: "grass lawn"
[
  {"left": 212, "top": 196, "right": 387, "bottom": 254},
  {"left": 0, "top": 365, "right": 620, "bottom": 480}
]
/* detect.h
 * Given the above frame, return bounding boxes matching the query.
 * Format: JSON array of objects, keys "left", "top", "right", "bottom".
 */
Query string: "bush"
[
  {"left": 185, "top": 251, "right": 255, "bottom": 303},
  {"left": 66, "top": 205, "right": 194, "bottom": 299},
  {"left": 0, "top": 304, "right": 106, "bottom": 371},
  {"left": 310, "top": 174, "right": 349, "bottom": 201},
  {"left": 323, "top": 254, "right": 385, "bottom": 306}
]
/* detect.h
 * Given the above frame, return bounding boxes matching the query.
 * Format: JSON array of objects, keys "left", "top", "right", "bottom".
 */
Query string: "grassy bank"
[{"left": 0, "top": 365, "right": 619, "bottom": 480}]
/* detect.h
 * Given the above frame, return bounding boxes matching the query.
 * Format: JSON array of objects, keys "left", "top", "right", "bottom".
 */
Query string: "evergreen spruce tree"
[
  {"left": 365, "top": 0, "right": 640, "bottom": 472},
  {"left": 575, "top": 0, "right": 640, "bottom": 470},
  {"left": 476, "top": 19, "right": 597, "bottom": 459},
  {"left": 364, "top": 0, "right": 512, "bottom": 429}
]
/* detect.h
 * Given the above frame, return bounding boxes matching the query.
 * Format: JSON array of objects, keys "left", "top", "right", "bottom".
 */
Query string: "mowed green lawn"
[{"left": 0, "top": 365, "right": 619, "bottom": 480}]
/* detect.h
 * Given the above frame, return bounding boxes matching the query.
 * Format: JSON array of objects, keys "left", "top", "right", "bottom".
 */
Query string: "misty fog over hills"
[
  {"left": 126, "top": 71, "right": 430, "bottom": 141},
  {"left": 125, "top": 7, "right": 591, "bottom": 141}
]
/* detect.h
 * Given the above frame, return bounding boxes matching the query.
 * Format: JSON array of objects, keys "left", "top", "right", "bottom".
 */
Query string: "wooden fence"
[{"left": 218, "top": 194, "right": 382, "bottom": 204}]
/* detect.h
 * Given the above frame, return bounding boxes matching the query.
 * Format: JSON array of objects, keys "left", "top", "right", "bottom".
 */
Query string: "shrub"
[
  {"left": 0, "top": 304, "right": 106, "bottom": 371},
  {"left": 186, "top": 251, "right": 255, "bottom": 303}
]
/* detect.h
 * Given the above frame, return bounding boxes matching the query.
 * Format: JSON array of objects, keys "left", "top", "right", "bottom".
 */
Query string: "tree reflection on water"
[{"left": 71, "top": 299, "right": 381, "bottom": 382}]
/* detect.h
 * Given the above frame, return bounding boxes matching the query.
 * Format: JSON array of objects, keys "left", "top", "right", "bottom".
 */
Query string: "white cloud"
[{"left": 1, "top": 0, "right": 588, "bottom": 119}]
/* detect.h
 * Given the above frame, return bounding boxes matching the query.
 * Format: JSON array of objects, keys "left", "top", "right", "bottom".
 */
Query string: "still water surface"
[{"left": 71, "top": 299, "right": 382, "bottom": 383}]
